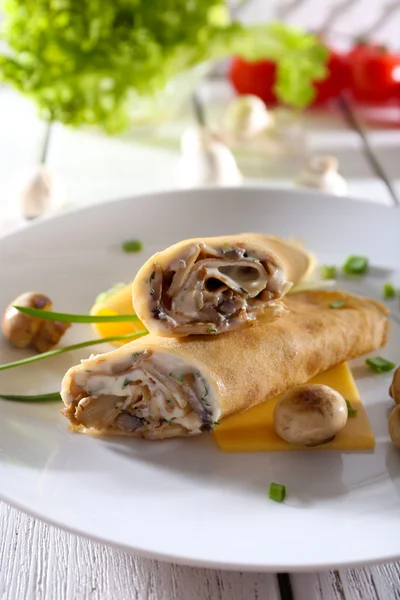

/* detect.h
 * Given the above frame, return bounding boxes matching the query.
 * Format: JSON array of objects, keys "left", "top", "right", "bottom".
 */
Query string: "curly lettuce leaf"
[{"left": 0, "top": 1, "right": 327, "bottom": 132}]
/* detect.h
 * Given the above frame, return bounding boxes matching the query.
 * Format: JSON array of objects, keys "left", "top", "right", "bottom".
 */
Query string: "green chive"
[
  {"left": 383, "top": 283, "right": 396, "bottom": 299},
  {"left": 14, "top": 306, "right": 140, "bottom": 324},
  {"left": 213, "top": 421, "right": 220, "bottom": 426},
  {"left": 329, "top": 300, "right": 345, "bottom": 309},
  {"left": 122, "top": 239, "right": 143, "bottom": 253},
  {"left": 169, "top": 373, "right": 184, "bottom": 383},
  {"left": 206, "top": 327, "right": 217, "bottom": 333},
  {"left": 123, "top": 378, "right": 131, "bottom": 388},
  {"left": 345, "top": 399, "right": 357, "bottom": 417},
  {"left": 321, "top": 265, "right": 337, "bottom": 280},
  {"left": 342, "top": 255, "right": 369, "bottom": 275},
  {"left": 269, "top": 482, "right": 286, "bottom": 503},
  {"left": 0, "top": 391, "right": 61, "bottom": 402},
  {"left": 365, "top": 356, "right": 396, "bottom": 373},
  {"left": 0, "top": 331, "right": 148, "bottom": 372}
]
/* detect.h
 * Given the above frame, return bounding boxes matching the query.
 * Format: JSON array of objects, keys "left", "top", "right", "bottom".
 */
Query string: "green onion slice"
[
  {"left": 321, "top": 265, "right": 337, "bottom": 280},
  {"left": 268, "top": 482, "right": 286, "bottom": 503},
  {"left": 365, "top": 356, "right": 396, "bottom": 373},
  {"left": 345, "top": 399, "right": 357, "bottom": 417},
  {"left": 14, "top": 306, "right": 140, "bottom": 323},
  {"left": 122, "top": 239, "right": 143, "bottom": 253},
  {"left": 383, "top": 283, "right": 396, "bottom": 299},
  {"left": 329, "top": 300, "right": 345, "bottom": 309},
  {"left": 342, "top": 255, "right": 369, "bottom": 275}
]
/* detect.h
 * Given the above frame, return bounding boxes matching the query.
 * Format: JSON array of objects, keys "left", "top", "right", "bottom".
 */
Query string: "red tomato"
[
  {"left": 312, "top": 50, "right": 350, "bottom": 105},
  {"left": 346, "top": 39, "right": 378, "bottom": 63},
  {"left": 349, "top": 46, "right": 400, "bottom": 103},
  {"left": 228, "top": 57, "right": 277, "bottom": 105}
]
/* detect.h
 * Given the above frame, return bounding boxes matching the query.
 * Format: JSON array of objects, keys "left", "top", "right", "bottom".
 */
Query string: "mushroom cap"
[
  {"left": 224, "top": 95, "right": 272, "bottom": 139},
  {"left": 274, "top": 383, "right": 348, "bottom": 447},
  {"left": 2, "top": 292, "right": 52, "bottom": 348},
  {"left": 389, "top": 404, "right": 400, "bottom": 448},
  {"left": 389, "top": 367, "right": 400, "bottom": 405}
]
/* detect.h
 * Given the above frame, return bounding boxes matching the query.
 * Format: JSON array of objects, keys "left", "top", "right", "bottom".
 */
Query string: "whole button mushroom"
[
  {"left": 389, "top": 404, "right": 400, "bottom": 448},
  {"left": 295, "top": 154, "right": 347, "bottom": 196},
  {"left": 2, "top": 292, "right": 70, "bottom": 352},
  {"left": 389, "top": 367, "right": 400, "bottom": 404},
  {"left": 223, "top": 95, "right": 273, "bottom": 140},
  {"left": 274, "top": 384, "right": 348, "bottom": 447}
]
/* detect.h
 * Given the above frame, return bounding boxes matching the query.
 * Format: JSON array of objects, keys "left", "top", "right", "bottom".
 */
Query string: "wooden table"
[{"left": 0, "top": 80, "right": 399, "bottom": 600}]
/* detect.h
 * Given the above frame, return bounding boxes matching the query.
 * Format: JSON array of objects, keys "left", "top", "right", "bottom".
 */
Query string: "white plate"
[{"left": 0, "top": 187, "right": 399, "bottom": 572}]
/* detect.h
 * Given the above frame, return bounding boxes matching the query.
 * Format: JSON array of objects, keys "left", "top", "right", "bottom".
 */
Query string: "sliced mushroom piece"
[
  {"left": 274, "top": 384, "right": 348, "bottom": 447},
  {"left": 115, "top": 411, "right": 144, "bottom": 432},
  {"left": 75, "top": 394, "right": 125, "bottom": 430}
]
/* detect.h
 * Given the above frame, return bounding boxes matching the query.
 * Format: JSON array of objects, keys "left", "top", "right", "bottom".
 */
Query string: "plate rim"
[{"left": 0, "top": 183, "right": 396, "bottom": 244}]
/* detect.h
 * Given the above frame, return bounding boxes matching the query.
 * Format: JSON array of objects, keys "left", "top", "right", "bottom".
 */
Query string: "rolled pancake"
[
  {"left": 61, "top": 290, "right": 389, "bottom": 440},
  {"left": 132, "top": 233, "right": 313, "bottom": 337}
]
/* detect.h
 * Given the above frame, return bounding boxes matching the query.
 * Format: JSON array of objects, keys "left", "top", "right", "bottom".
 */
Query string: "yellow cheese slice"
[
  {"left": 213, "top": 363, "right": 375, "bottom": 452},
  {"left": 90, "top": 284, "right": 145, "bottom": 345}
]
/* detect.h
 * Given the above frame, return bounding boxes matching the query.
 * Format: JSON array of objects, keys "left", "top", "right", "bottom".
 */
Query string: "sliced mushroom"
[
  {"left": 274, "top": 384, "right": 348, "bottom": 447},
  {"left": 75, "top": 394, "right": 125, "bottom": 430}
]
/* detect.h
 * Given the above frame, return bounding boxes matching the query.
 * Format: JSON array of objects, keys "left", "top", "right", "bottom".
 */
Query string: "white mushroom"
[
  {"left": 2, "top": 291, "right": 70, "bottom": 352},
  {"left": 295, "top": 154, "right": 347, "bottom": 196},
  {"left": 389, "top": 367, "right": 400, "bottom": 405},
  {"left": 6, "top": 165, "right": 66, "bottom": 220},
  {"left": 223, "top": 95, "right": 273, "bottom": 140},
  {"left": 389, "top": 404, "right": 400, "bottom": 448},
  {"left": 177, "top": 126, "right": 243, "bottom": 188},
  {"left": 274, "top": 384, "right": 348, "bottom": 446}
]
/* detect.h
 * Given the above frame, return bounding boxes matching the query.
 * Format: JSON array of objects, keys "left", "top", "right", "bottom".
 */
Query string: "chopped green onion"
[
  {"left": 0, "top": 391, "right": 61, "bottom": 402},
  {"left": 321, "top": 265, "right": 337, "bottom": 280},
  {"left": 269, "top": 482, "right": 286, "bottom": 503},
  {"left": 169, "top": 372, "right": 184, "bottom": 382},
  {"left": 213, "top": 421, "right": 220, "bottom": 426},
  {"left": 14, "top": 306, "right": 140, "bottom": 323},
  {"left": 345, "top": 399, "right": 357, "bottom": 417},
  {"left": 122, "top": 239, "right": 143, "bottom": 253},
  {"left": 383, "top": 283, "right": 396, "bottom": 299},
  {"left": 342, "top": 256, "right": 369, "bottom": 275},
  {"left": 365, "top": 356, "right": 396, "bottom": 373},
  {"left": 0, "top": 331, "right": 147, "bottom": 372},
  {"left": 206, "top": 327, "right": 217, "bottom": 333},
  {"left": 329, "top": 300, "right": 345, "bottom": 309}
]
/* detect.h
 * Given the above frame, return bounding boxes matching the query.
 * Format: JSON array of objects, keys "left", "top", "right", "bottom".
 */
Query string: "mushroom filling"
[
  {"left": 61, "top": 350, "right": 218, "bottom": 438},
  {"left": 148, "top": 242, "right": 290, "bottom": 334}
]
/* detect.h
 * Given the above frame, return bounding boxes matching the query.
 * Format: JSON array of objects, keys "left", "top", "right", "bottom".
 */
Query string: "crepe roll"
[
  {"left": 61, "top": 290, "right": 388, "bottom": 440},
  {"left": 132, "top": 234, "right": 314, "bottom": 337}
]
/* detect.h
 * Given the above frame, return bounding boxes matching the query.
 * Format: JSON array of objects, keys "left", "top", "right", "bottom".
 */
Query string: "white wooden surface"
[{"left": 1, "top": 4, "right": 400, "bottom": 593}]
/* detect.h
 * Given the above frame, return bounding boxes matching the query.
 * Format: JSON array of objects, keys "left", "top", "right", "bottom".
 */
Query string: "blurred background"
[{"left": 0, "top": 0, "right": 399, "bottom": 230}]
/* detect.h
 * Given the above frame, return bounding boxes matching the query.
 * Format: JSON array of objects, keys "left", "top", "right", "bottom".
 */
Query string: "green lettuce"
[{"left": 0, "top": 0, "right": 327, "bottom": 132}]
